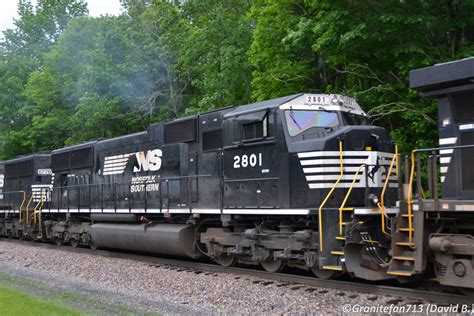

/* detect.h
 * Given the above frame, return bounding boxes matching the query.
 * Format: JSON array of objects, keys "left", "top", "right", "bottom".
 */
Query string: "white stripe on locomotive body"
[
  {"left": 439, "top": 149, "right": 454, "bottom": 155},
  {"left": 31, "top": 184, "right": 53, "bottom": 202},
  {"left": 297, "top": 150, "right": 396, "bottom": 189},
  {"left": 439, "top": 137, "right": 457, "bottom": 145},
  {"left": 438, "top": 137, "right": 456, "bottom": 183},
  {"left": 460, "top": 124, "right": 474, "bottom": 131},
  {"left": 103, "top": 153, "right": 134, "bottom": 175},
  {"left": 105, "top": 154, "right": 133, "bottom": 161},
  {"left": 0, "top": 207, "right": 398, "bottom": 216},
  {"left": 440, "top": 157, "right": 451, "bottom": 164}
]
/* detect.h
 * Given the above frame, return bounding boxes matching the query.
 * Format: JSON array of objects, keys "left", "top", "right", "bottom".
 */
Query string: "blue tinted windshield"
[{"left": 285, "top": 110, "right": 338, "bottom": 136}]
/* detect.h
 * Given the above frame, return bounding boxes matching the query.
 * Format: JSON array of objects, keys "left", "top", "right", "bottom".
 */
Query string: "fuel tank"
[{"left": 89, "top": 223, "right": 201, "bottom": 258}]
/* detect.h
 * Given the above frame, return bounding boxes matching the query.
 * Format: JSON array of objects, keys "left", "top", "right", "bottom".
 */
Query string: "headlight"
[{"left": 368, "top": 193, "right": 379, "bottom": 205}]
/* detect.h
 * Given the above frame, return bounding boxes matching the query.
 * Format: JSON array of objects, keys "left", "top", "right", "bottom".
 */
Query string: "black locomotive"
[{"left": 0, "top": 58, "right": 473, "bottom": 293}]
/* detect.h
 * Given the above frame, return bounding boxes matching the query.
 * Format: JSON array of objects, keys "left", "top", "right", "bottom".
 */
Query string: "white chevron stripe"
[
  {"left": 440, "top": 149, "right": 454, "bottom": 155},
  {"left": 303, "top": 166, "right": 362, "bottom": 173},
  {"left": 439, "top": 137, "right": 457, "bottom": 145},
  {"left": 104, "top": 162, "right": 128, "bottom": 168},
  {"left": 103, "top": 170, "right": 126, "bottom": 175},
  {"left": 105, "top": 154, "right": 133, "bottom": 161},
  {"left": 300, "top": 159, "right": 368, "bottom": 166},
  {"left": 440, "top": 157, "right": 451, "bottom": 164},
  {"left": 305, "top": 174, "right": 363, "bottom": 181},
  {"left": 298, "top": 151, "right": 370, "bottom": 158}
]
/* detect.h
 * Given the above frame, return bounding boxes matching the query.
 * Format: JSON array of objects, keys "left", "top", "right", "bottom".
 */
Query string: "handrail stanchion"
[
  {"left": 318, "top": 140, "right": 344, "bottom": 253},
  {"left": 25, "top": 194, "right": 34, "bottom": 225},
  {"left": 18, "top": 191, "right": 26, "bottom": 224},
  {"left": 338, "top": 164, "right": 365, "bottom": 235},
  {"left": 38, "top": 190, "right": 45, "bottom": 235},
  {"left": 432, "top": 150, "right": 438, "bottom": 202},
  {"left": 144, "top": 182, "right": 148, "bottom": 213},
  {"left": 166, "top": 180, "right": 170, "bottom": 214},
  {"left": 114, "top": 183, "right": 117, "bottom": 213},
  {"left": 377, "top": 144, "right": 398, "bottom": 235},
  {"left": 128, "top": 182, "right": 132, "bottom": 213},
  {"left": 407, "top": 150, "right": 416, "bottom": 245}
]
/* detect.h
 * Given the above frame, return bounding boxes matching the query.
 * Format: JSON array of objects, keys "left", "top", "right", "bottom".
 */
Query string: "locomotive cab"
[{"left": 280, "top": 94, "right": 398, "bottom": 212}]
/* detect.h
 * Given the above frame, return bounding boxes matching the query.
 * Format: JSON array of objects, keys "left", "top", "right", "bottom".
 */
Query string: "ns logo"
[{"left": 133, "top": 149, "right": 162, "bottom": 172}]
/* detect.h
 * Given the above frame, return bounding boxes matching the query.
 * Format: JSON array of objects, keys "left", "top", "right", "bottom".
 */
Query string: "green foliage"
[{"left": 1, "top": 0, "right": 474, "bottom": 160}]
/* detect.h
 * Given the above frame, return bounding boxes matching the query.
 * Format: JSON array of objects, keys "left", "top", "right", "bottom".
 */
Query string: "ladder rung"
[
  {"left": 387, "top": 270, "right": 414, "bottom": 277},
  {"left": 322, "top": 265, "right": 343, "bottom": 271},
  {"left": 331, "top": 251, "right": 344, "bottom": 256},
  {"left": 336, "top": 236, "right": 346, "bottom": 241},
  {"left": 402, "top": 214, "right": 413, "bottom": 218},
  {"left": 396, "top": 242, "right": 415, "bottom": 247},
  {"left": 342, "top": 222, "right": 351, "bottom": 226},
  {"left": 393, "top": 256, "right": 415, "bottom": 261},
  {"left": 399, "top": 228, "right": 414, "bottom": 232},
  {"left": 340, "top": 207, "right": 354, "bottom": 211}
]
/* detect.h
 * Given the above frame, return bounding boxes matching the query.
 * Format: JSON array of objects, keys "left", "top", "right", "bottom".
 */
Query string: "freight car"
[{"left": 0, "top": 57, "right": 473, "bottom": 294}]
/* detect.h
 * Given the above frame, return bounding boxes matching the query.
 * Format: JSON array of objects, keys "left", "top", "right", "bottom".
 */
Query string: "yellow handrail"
[
  {"left": 377, "top": 144, "right": 398, "bottom": 235},
  {"left": 318, "top": 140, "right": 344, "bottom": 253},
  {"left": 33, "top": 190, "right": 45, "bottom": 224},
  {"left": 407, "top": 150, "right": 416, "bottom": 244},
  {"left": 38, "top": 190, "right": 45, "bottom": 232},
  {"left": 338, "top": 164, "right": 366, "bottom": 235},
  {"left": 25, "top": 194, "right": 34, "bottom": 224},
  {"left": 18, "top": 191, "right": 26, "bottom": 223}
]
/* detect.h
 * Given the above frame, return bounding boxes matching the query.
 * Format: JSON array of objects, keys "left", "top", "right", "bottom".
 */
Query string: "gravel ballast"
[{"left": 0, "top": 240, "right": 423, "bottom": 314}]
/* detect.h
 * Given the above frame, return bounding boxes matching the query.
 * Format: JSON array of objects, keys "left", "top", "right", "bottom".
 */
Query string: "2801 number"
[{"left": 233, "top": 153, "right": 262, "bottom": 168}]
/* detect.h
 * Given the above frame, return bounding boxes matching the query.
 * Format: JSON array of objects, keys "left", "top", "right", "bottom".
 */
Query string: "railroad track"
[{"left": 1, "top": 238, "right": 472, "bottom": 305}]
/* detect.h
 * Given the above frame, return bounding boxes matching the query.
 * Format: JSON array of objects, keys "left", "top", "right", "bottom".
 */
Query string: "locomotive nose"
[{"left": 342, "top": 126, "right": 394, "bottom": 153}]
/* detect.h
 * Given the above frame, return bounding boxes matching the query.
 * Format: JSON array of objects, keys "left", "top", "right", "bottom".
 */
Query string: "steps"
[{"left": 387, "top": 209, "right": 418, "bottom": 277}]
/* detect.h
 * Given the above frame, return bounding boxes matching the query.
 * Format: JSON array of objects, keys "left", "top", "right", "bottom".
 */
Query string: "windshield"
[{"left": 285, "top": 110, "right": 339, "bottom": 136}]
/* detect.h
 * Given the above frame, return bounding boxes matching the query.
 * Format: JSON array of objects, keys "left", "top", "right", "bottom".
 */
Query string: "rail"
[
  {"left": 318, "top": 140, "right": 344, "bottom": 253},
  {"left": 338, "top": 164, "right": 365, "bottom": 235},
  {"left": 377, "top": 144, "right": 398, "bottom": 235}
]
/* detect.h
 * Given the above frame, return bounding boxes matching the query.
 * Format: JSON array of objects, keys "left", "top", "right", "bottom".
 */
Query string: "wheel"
[
  {"left": 70, "top": 239, "right": 79, "bottom": 248},
  {"left": 311, "top": 266, "right": 341, "bottom": 279},
  {"left": 216, "top": 254, "right": 237, "bottom": 267},
  {"left": 7, "top": 232, "right": 13, "bottom": 239},
  {"left": 89, "top": 240, "right": 98, "bottom": 250},
  {"left": 261, "top": 259, "right": 285, "bottom": 273},
  {"left": 18, "top": 233, "right": 24, "bottom": 241},
  {"left": 54, "top": 238, "right": 63, "bottom": 246}
]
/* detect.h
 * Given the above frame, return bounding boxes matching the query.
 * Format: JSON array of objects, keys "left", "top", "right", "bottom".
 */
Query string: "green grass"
[{"left": 0, "top": 284, "right": 81, "bottom": 316}]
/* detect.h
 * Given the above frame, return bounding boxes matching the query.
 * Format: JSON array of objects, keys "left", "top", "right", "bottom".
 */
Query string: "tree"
[{"left": 0, "top": 0, "right": 88, "bottom": 159}]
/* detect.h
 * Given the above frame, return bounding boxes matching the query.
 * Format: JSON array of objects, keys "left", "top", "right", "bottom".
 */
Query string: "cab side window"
[
  {"left": 224, "top": 110, "right": 275, "bottom": 146},
  {"left": 242, "top": 116, "right": 267, "bottom": 141}
]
